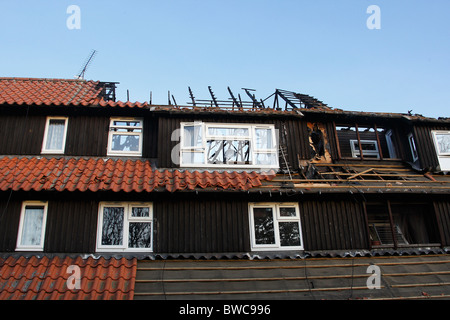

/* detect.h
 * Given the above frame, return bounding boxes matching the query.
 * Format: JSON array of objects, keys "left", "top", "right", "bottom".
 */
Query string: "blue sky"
[{"left": 0, "top": 0, "right": 449, "bottom": 118}]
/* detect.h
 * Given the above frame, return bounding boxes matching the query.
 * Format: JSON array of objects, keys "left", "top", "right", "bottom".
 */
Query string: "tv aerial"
[{"left": 75, "top": 49, "right": 97, "bottom": 79}]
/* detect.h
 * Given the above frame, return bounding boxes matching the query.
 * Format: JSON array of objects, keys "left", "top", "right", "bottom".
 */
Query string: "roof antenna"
[{"left": 75, "top": 49, "right": 97, "bottom": 80}]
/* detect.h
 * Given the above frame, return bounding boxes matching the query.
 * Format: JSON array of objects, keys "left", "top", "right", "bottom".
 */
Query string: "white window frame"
[
  {"left": 385, "top": 129, "right": 398, "bottom": 159},
  {"left": 350, "top": 139, "right": 380, "bottom": 159},
  {"left": 431, "top": 131, "right": 450, "bottom": 171},
  {"left": 107, "top": 118, "right": 143, "bottom": 157},
  {"left": 408, "top": 133, "right": 419, "bottom": 162},
  {"left": 249, "top": 202, "right": 303, "bottom": 251},
  {"left": 180, "top": 122, "right": 279, "bottom": 169},
  {"left": 96, "top": 202, "right": 153, "bottom": 252},
  {"left": 41, "top": 116, "right": 68, "bottom": 154},
  {"left": 431, "top": 131, "right": 450, "bottom": 156},
  {"left": 16, "top": 201, "right": 48, "bottom": 251}
]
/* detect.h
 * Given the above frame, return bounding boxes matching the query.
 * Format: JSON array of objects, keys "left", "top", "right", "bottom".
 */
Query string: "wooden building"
[{"left": 1, "top": 77, "right": 450, "bottom": 300}]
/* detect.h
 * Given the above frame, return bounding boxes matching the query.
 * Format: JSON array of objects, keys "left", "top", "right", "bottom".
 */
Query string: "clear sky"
[{"left": 0, "top": 0, "right": 449, "bottom": 118}]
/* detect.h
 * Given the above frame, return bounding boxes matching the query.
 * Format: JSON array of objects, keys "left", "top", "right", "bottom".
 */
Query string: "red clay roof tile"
[
  {"left": 0, "top": 156, "right": 275, "bottom": 193},
  {"left": 0, "top": 255, "right": 136, "bottom": 300},
  {"left": 0, "top": 77, "right": 148, "bottom": 108}
]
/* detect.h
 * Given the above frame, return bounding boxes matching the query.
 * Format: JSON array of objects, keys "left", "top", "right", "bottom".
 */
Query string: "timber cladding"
[
  {"left": 0, "top": 195, "right": 371, "bottom": 254},
  {"left": 153, "top": 199, "right": 250, "bottom": 253},
  {"left": 299, "top": 200, "right": 368, "bottom": 251}
]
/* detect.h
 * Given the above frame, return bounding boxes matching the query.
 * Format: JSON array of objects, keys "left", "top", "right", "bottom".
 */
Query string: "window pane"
[
  {"left": 182, "top": 151, "right": 205, "bottom": 164},
  {"left": 183, "top": 125, "right": 203, "bottom": 148},
  {"left": 255, "top": 128, "right": 273, "bottom": 149},
  {"left": 113, "top": 120, "right": 142, "bottom": 132},
  {"left": 45, "top": 119, "right": 65, "bottom": 150},
  {"left": 207, "top": 140, "right": 250, "bottom": 164},
  {"left": 279, "top": 222, "right": 301, "bottom": 247},
  {"left": 128, "top": 222, "right": 152, "bottom": 248},
  {"left": 208, "top": 127, "right": 249, "bottom": 137},
  {"left": 111, "top": 134, "right": 140, "bottom": 152},
  {"left": 21, "top": 206, "right": 44, "bottom": 246},
  {"left": 435, "top": 133, "right": 450, "bottom": 155},
  {"left": 253, "top": 208, "right": 275, "bottom": 245},
  {"left": 101, "top": 207, "right": 124, "bottom": 246},
  {"left": 279, "top": 207, "right": 296, "bottom": 217},
  {"left": 255, "top": 153, "right": 277, "bottom": 165},
  {"left": 357, "top": 141, "right": 377, "bottom": 151},
  {"left": 131, "top": 207, "right": 150, "bottom": 217}
]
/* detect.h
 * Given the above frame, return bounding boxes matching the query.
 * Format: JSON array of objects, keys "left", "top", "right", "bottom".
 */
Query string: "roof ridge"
[{"left": 0, "top": 77, "right": 94, "bottom": 82}]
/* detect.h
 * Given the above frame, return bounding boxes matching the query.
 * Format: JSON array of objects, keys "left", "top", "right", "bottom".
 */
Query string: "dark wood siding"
[
  {"left": 0, "top": 197, "right": 98, "bottom": 253},
  {"left": 434, "top": 201, "right": 450, "bottom": 246},
  {"left": 154, "top": 198, "right": 250, "bottom": 253},
  {"left": 413, "top": 124, "right": 450, "bottom": 170},
  {"left": 0, "top": 199, "right": 22, "bottom": 252},
  {"left": 0, "top": 115, "right": 46, "bottom": 155},
  {"left": 45, "top": 199, "right": 98, "bottom": 253},
  {"left": 65, "top": 115, "right": 109, "bottom": 157},
  {"left": 157, "top": 115, "right": 309, "bottom": 170},
  {"left": 300, "top": 200, "right": 368, "bottom": 250}
]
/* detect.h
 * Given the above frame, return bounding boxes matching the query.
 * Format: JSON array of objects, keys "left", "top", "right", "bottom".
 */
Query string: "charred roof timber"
[
  {"left": 97, "top": 81, "right": 118, "bottom": 102},
  {"left": 184, "top": 87, "right": 330, "bottom": 112}
]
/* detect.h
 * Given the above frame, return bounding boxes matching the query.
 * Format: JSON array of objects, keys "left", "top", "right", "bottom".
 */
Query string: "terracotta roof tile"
[
  {"left": 0, "top": 77, "right": 149, "bottom": 108},
  {"left": 0, "top": 77, "right": 104, "bottom": 106},
  {"left": 0, "top": 156, "right": 276, "bottom": 193},
  {"left": 0, "top": 255, "right": 136, "bottom": 300}
]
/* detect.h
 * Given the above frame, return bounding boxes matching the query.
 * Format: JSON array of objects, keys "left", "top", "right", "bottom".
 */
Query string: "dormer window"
[
  {"left": 180, "top": 122, "right": 278, "bottom": 169},
  {"left": 335, "top": 124, "right": 399, "bottom": 160},
  {"left": 107, "top": 118, "right": 143, "bottom": 156},
  {"left": 41, "top": 117, "right": 68, "bottom": 154},
  {"left": 431, "top": 131, "right": 450, "bottom": 171}
]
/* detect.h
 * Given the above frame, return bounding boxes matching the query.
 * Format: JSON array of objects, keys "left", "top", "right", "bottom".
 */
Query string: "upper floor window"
[
  {"left": 16, "top": 201, "right": 48, "bottom": 251},
  {"left": 107, "top": 118, "right": 143, "bottom": 156},
  {"left": 431, "top": 131, "right": 450, "bottom": 171},
  {"left": 335, "top": 124, "right": 398, "bottom": 160},
  {"left": 408, "top": 133, "right": 419, "bottom": 162},
  {"left": 41, "top": 117, "right": 68, "bottom": 154},
  {"left": 180, "top": 122, "right": 278, "bottom": 169},
  {"left": 249, "top": 203, "right": 303, "bottom": 251},
  {"left": 96, "top": 202, "right": 153, "bottom": 252}
]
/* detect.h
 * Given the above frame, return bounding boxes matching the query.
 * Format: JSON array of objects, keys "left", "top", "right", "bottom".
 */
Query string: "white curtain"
[
  {"left": 46, "top": 120, "right": 65, "bottom": 150},
  {"left": 21, "top": 207, "right": 44, "bottom": 246}
]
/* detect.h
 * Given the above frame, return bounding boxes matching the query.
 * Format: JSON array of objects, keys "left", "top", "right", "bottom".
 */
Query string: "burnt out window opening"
[
  {"left": 180, "top": 122, "right": 279, "bottom": 169},
  {"left": 335, "top": 124, "right": 399, "bottom": 160},
  {"left": 365, "top": 202, "right": 440, "bottom": 247}
]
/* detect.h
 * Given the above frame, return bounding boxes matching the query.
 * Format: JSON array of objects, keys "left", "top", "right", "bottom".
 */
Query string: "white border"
[
  {"left": 16, "top": 201, "right": 48, "bottom": 251},
  {"left": 96, "top": 202, "right": 153, "bottom": 252},
  {"left": 248, "top": 202, "right": 303, "bottom": 251},
  {"left": 180, "top": 122, "right": 279, "bottom": 169},
  {"left": 41, "top": 116, "right": 68, "bottom": 154},
  {"left": 408, "top": 133, "right": 419, "bottom": 162},
  {"left": 350, "top": 139, "right": 380, "bottom": 159},
  {"left": 107, "top": 118, "right": 143, "bottom": 157}
]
